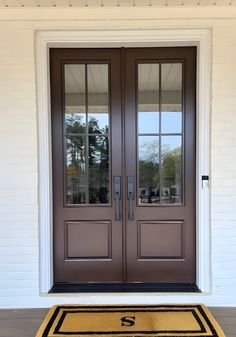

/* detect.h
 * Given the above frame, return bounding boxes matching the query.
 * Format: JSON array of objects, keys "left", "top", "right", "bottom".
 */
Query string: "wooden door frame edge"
[{"left": 35, "top": 27, "right": 211, "bottom": 295}]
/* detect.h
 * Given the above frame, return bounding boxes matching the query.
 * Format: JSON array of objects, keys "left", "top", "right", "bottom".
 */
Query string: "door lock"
[
  {"left": 127, "top": 176, "right": 134, "bottom": 220},
  {"left": 114, "top": 176, "right": 121, "bottom": 221}
]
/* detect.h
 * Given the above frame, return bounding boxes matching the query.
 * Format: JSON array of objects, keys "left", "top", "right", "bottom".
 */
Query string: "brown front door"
[{"left": 50, "top": 47, "right": 196, "bottom": 290}]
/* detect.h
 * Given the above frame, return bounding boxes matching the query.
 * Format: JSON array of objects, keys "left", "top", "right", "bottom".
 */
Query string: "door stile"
[
  {"left": 123, "top": 48, "right": 138, "bottom": 282},
  {"left": 121, "top": 47, "right": 127, "bottom": 283}
]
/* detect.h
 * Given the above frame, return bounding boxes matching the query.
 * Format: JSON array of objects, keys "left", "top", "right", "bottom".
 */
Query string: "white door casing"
[{"left": 35, "top": 28, "right": 211, "bottom": 294}]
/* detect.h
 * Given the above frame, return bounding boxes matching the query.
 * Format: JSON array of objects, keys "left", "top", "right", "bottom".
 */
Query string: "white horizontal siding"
[
  {"left": 210, "top": 21, "right": 236, "bottom": 305},
  {"left": 0, "top": 9, "right": 236, "bottom": 308},
  {"left": 0, "top": 27, "right": 38, "bottom": 307}
]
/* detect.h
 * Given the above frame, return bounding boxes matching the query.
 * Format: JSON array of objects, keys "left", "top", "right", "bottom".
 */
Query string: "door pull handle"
[
  {"left": 114, "top": 176, "right": 121, "bottom": 221},
  {"left": 127, "top": 176, "right": 134, "bottom": 220}
]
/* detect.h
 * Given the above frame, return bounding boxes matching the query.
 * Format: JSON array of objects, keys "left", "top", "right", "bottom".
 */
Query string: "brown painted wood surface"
[
  {"left": 50, "top": 47, "right": 196, "bottom": 286},
  {"left": 0, "top": 307, "right": 235, "bottom": 337}
]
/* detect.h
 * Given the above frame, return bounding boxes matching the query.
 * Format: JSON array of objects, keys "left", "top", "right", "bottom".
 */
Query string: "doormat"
[{"left": 35, "top": 304, "right": 226, "bottom": 337}]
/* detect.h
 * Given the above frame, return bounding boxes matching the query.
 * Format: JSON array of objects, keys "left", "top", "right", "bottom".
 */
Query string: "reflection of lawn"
[
  {"left": 139, "top": 195, "right": 181, "bottom": 204},
  {"left": 139, "top": 196, "right": 160, "bottom": 203}
]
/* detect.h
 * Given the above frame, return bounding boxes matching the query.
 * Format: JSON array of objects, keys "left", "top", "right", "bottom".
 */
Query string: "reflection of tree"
[
  {"left": 66, "top": 113, "right": 109, "bottom": 204},
  {"left": 66, "top": 114, "right": 86, "bottom": 171},
  {"left": 88, "top": 120, "right": 109, "bottom": 204},
  {"left": 139, "top": 139, "right": 181, "bottom": 203},
  {"left": 162, "top": 147, "right": 181, "bottom": 190},
  {"left": 139, "top": 139, "right": 159, "bottom": 203}
]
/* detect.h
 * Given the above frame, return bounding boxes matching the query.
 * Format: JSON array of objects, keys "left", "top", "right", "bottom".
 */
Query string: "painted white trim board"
[
  {"left": 36, "top": 28, "right": 211, "bottom": 295},
  {"left": 2, "top": 7, "right": 236, "bottom": 21}
]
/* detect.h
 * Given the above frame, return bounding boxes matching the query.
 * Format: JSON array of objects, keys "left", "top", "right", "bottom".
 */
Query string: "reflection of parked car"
[
  {"left": 139, "top": 187, "right": 159, "bottom": 203},
  {"left": 161, "top": 185, "right": 181, "bottom": 203},
  {"left": 139, "top": 185, "right": 181, "bottom": 203}
]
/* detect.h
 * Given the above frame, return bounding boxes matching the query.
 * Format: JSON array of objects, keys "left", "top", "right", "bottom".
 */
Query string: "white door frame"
[{"left": 36, "top": 28, "right": 211, "bottom": 294}]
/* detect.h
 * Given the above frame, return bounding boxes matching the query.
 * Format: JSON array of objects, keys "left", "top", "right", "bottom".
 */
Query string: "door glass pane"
[
  {"left": 137, "top": 62, "right": 183, "bottom": 206},
  {"left": 89, "top": 136, "right": 109, "bottom": 204},
  {"left": 138, "top": 64, "right": 159, "bottom": 134},
  {"left": 161, "top": 64, "right": 182, "bottom": 134},
  {"left": 88, "top": 64, "right": 109, "bottom": 134},
  {"left": 66, "top": 136, "right": 87, "bottom": 204},
  {"left": 64, "top": 63, "right": 110, "bottom": 205},
  {"left": 138, "top": 136, "right": 160, "bottom": 204},
  {"left": 161, "top": 136, "right": 182, "bottom": 204},
  {"left": 64, "top": 64, "right": 86, "bottom": 134}
]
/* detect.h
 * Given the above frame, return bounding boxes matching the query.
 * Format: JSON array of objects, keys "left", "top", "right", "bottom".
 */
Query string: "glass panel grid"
[
  {"left": 137, "top": 62, "right": 183, "bottom": 205},
  {"left": 161, "top": 63, "right": 183, "bottom": 135},
  {"left": 161, "top": 135, "right": 182, "bottom": 204},
  {"left": 138, "top": 63, "right": 160, "bottom": 204},
  {"left": 160, "top": 63, "right": 183, "bottom": 205},
  {"left": 138, "top": 135, "right": 160, "bottom": 204},
  {"left": 64, "top": 63, "right": 110, "bottom": 205},
  {"left": 138, "top": 63, "right": 160, "bottom": 135}
]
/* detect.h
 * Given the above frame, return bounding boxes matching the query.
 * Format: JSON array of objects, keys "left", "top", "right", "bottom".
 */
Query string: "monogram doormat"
[{"left": 35, "top": 304, "right": 226, "bottom": 337}]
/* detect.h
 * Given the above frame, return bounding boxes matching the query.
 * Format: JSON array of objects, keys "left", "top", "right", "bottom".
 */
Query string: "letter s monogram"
[{"left": 121, "top": 316, "right": 136, "bottom": 327}]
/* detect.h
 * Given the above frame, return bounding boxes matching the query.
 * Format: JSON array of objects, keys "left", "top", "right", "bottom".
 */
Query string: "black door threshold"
[{"left": 50, "top": 283, "right": 200, "bottom": 293}]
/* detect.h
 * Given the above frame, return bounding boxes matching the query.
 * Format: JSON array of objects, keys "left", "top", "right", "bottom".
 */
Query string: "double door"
[{"left": 50, "top": 47, "right": 196, "bottom": 290}]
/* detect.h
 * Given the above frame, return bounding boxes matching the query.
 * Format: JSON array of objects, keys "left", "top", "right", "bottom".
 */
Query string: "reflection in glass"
[
  {"left": 65, "top": 113, "right": 86, "bottom": 134},
  {"left": 161, "top": 63, "right": 182, "bottom": 134},
  {"left": 139, "top": 111, "right": 159, "bottom": 134},
  {"left": 66, "top": 135, "right": 110, "bottom": 204},
  {"left": 138, "top": 64, "right": 159, "bottom": 134},
  {"left": 88, "top": 64, "right": 109, "bottom": 133},
  {"left": 161, "top": 136, "right": 182, "bottom": 204},
  {"left": 89, "top": 136, "right": 109, "bottom": 204},
  {"left": 138, "top": 136, "right": 160, "bottom": 204},
  {"left": 162, "top": 111, "right": 182, "bottom": 134},
  {"left": 66, "top": 136, "right": 87, "bottom": 204},
  {"left": 64, "top": 63, "right": 110, "bottom": 205},
  {"left": 64, "top": 64, "right": 86, "bottom": 133},
  {"left": 137, "top": 62, "right": 184, "bottom": 206},
  {"left": 88, "top": 114, "right": 109, "bottom": 134}
]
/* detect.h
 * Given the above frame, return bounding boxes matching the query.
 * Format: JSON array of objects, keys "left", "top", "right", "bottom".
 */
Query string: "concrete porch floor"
[{"left": 0, "top": 307, "right": 235, "bottom": 337}]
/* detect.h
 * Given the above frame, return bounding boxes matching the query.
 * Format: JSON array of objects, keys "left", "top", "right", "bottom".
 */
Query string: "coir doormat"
[{"left": 36, "top": 304, "right": 226, "bottom": 337}]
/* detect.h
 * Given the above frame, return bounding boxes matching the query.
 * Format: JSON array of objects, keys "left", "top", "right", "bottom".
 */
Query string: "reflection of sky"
[
  {"left": 162, "top": 135, "right": 182, "bottom": 151},
  {"left": 139, "top": 135, "right": 181, "bottom": 162},
  {"left": 139, "top": 136, "right": 159, "bottom": 162},
  {"left": 139, "top": 111, "right": 159, "bottom": 133},
  {"left": 162, "top": 111, "right": 182, "bottom": 133},
  {"left": 88, "top": 113, "right": 109, "bottom": 131},
  {"left": 67, "top": 111, "right": 181, "bottom": 135},
  {"left": 65, "top": 112, "right": 109, "bottom": 132},
  {"left": 138, "top": 111, "right": 182, "bottom": 161},
  {"left": 139, "top": 111, "right": 182, "bottom": 134}
]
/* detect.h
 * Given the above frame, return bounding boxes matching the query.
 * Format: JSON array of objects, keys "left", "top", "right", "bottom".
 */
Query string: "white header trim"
[{"left": 2, "top": 7, "right": 236, "bottom": 20}]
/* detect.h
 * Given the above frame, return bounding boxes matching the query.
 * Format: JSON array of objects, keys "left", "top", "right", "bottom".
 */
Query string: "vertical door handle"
[
  {"left": 127, "top": 176, "right": 134, "bottom": 220},
  {"left": 114, "top": 176, "right": 121, "bottom": 221}
]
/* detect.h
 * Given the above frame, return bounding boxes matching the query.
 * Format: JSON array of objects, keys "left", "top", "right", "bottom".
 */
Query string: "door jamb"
[{"left": 36, "top": 28, "right": 211, "bottom": 294}]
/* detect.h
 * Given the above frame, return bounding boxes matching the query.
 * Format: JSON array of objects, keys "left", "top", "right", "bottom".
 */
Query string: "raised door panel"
[
  {"left": 138, "top": 221, "right": 184, "bottom": 259},
  {"left": 65, "top": 221, "right": 112, "bottom": 259}
]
